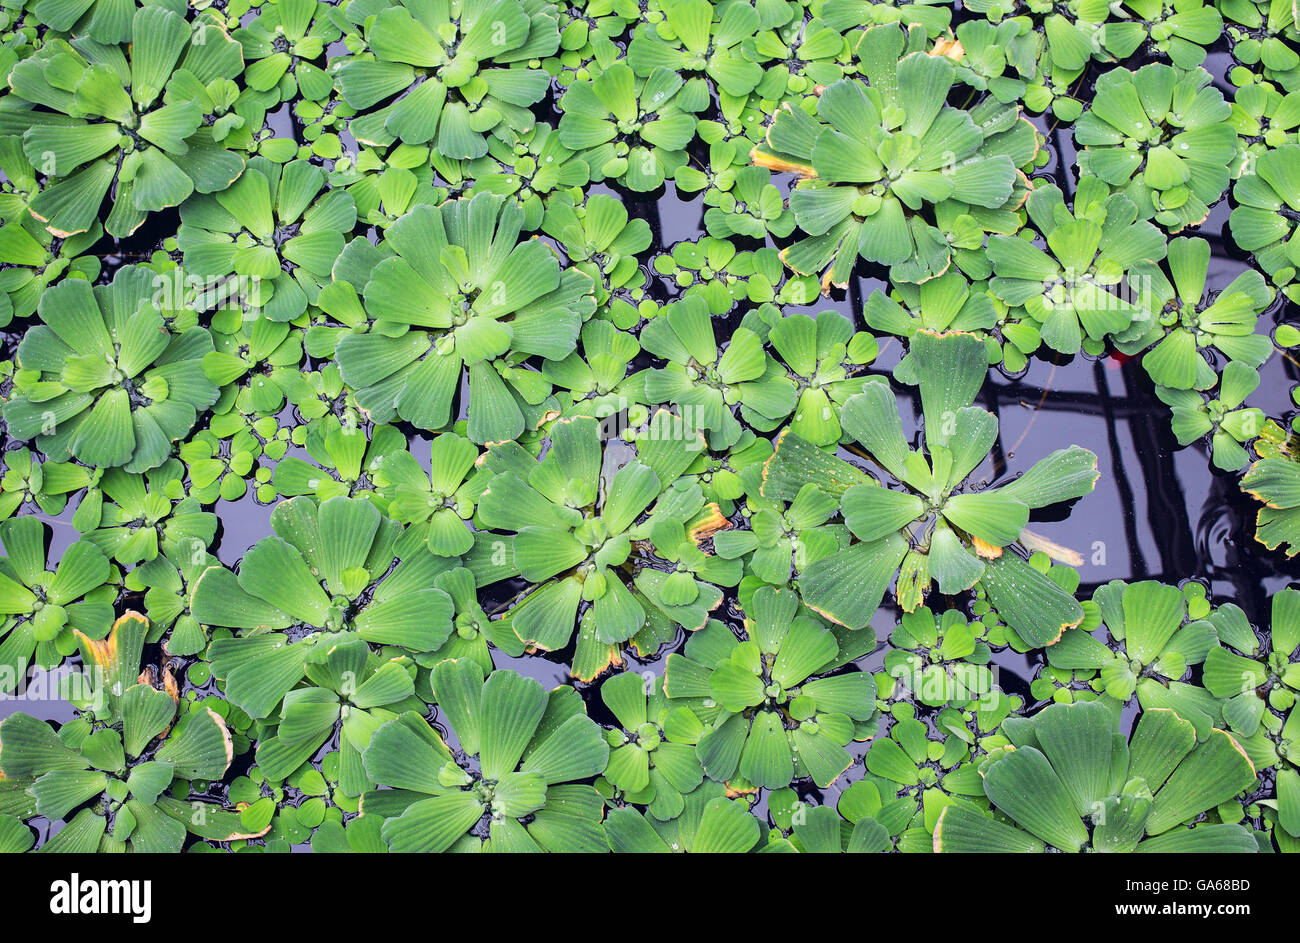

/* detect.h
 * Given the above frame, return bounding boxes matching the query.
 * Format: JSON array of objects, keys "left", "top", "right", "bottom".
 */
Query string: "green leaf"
[
  {"left": 983, "top": 745, "right": 1089, "bottom": 852},
  {"left": 1146, "top": 729, "right": 1257, "bottom": 834}
]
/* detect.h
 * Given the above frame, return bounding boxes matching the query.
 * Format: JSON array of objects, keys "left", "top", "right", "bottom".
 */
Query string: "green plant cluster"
[{"left": 0, "top": 0, "right": 1296, "bottom": 854}]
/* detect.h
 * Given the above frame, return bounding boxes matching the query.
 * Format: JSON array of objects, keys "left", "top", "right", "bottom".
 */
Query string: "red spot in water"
[{"left": 1106, "top": 351, "right": 1132, "bottom": 369}]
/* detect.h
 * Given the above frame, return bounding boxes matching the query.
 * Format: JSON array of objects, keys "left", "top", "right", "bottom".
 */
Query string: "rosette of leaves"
[
  {"left": 557, "top": 61, "right": 708, "bottom": 191},
  {"left": 1046, "top": 581, "right": 1221, "bottom": 728},
  {"left": 0, "top": 447, "right": 96, "bottom": 523},
  {"left": 0, "top": 7, "right": 246, "bottom": 237},
  {"left": 327, "top": 141, "right": 445, "bottom": 229},
  {"left": 178, "top": 425, "right": 263, "bottom": 504},
  {"left": 675, "top": 140, "right": 795, "bottom": 241},
  {"left": 638, "top": 295, "right": 796, "bottom": 449},
  {"left": 74, "top": 461, "right": 217, "bottom": 567},
  {"left": 765, "top": 330, "right": 1098, "bottom": 643},
  {"left": 626, "top": 0, "right": 764, "bottom": 105},
  {"left": 549, "top": 1, "right": 643, "bottom": 67},
  {"left": 1228, "top": 144, "right": 1300, "bottom": 301},
  {"left": 177, "top": 157, "right": 358, "bottom": 323},
  {"left": 332, "top": 192, "right": 596, "bottom": 444},
  {"left": 653, "top": 239, "right": 793, "bottom": 313},
  {"left": 467, "top": 124, "right": 591, "bottom": 232},
  {"left": 1074, "top": 63, "right": 1239, "bottom": 231},
  {"left": 251, "top": 635, "right": 426, "bottom": 786},
  {"left": 715, "top": 477, "right": 848, "bottom": 587},
  {"left": 1118, "top": 237, "right": 1274, "bottom": 390},
  {"left": 603, "top": 780, "right": 765, "bottom": 852},
  {"left": 333, "top": 0, "right": 559, "bottom": 158},
  {"left": 686, "top": 427, "right": 772, "bottom": 511},
  {"left": 742, "top": 16, "right": 856, "bottom": 120},
  {"left": 542, "top": 319, "right": 644, "bottom": 422},
  {"left": 415, "top": 562, "right": 526, "bottom": 674},
  {"left": 663, "top": 587, "right": 877, "bottom": 790},
  {"left": 752, "top": 25, "right": 1031, "bottom": 288},
  {"left": 292, "top": 92, "right": 359, "bottom": 161},
  {"left": 540, "top": 192, "right": 651, "bottom": 318},
  {"left": 1157, "top": 361, "right": 1266, "bottom": 471},
  {"left": 0, "top": 611, "right": 249, "bottom": 852},
  {"left": 861, "top": 702, "right": 991, "bottom": 836},
  {"left": 1021, "top": 45, "right": 1088, "bottom": 122},
  {"left": 884, "top": 606, "right": 1001, "bottom": 710},
  {"left": 863, "top": 272, "right": 1016, "bottom": 371},
  {"left": 161, "top": 35, "right": 273, "bottom": 155},
  {"left": 0, "top": 517, "right": 115, "bottom": 692},
  {"left": 1200, "top": 589, "right": 1300, "bottom": 847},
  {"left": 1102, "top": 0, "right": 1224, "bottom": 68},
  {"left": 1221, "top": 0, "right": 1300, "bottom": 90},
  {"left": 1242, "top": 453, "right": 1300, "bottom": 555},
  {"left": 360, "top": 658, "right": 609, "bottom": 852},
  {"left": 272, "top": 411, "right": 406, "bottom": 503},
  {"left": 735, "top": 308, "right": 877, "bottom": 447},
  {"left": 0, "top": 141, "right": 102, "bottom": 324},
  {"left": 2, "top": 266, "right": 220, "bottom": 472},
  {"left": 948, "top": 19, "right": 1036, "bottom": 104},
  {"left": 987, "top": 178, "right": 1166, "bottom": 355},
  {"left": 596, "top": 670, "right": 705, "bottom": 820},
  {"left": 130, "top": 542, "right": 219, "bottom": 657},
  {"left": 475, "top": 411, "right": 727, "bottom": 651},
  {"left": 934, "top": 700, "right": 1259, "bottom": 852},
  {"left": 743, "top": 23, "right": 852, "bottom": 128},
  {"left": 375, "top": 431, "right": 480, "bottom": 556},
  {"left": 1230, "top": 82, "right": 1300, "bottom": 159},
  {"left": 232, "top": 0, "right": 340, "bottom": 106},
  {"left": 191, "top": 496, "right": 456, "bottom": 720},
  {"left": 203, "top": 305, "right": 321, "bottom": 421}
]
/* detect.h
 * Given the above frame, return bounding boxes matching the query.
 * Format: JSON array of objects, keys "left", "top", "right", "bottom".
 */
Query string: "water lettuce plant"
[
  {"left": 763, "top": 330, "right": 1098, "bottom": 645},
  {"left": 361, "top": 659, "right": 609, "bottom": 852},
  {"left": 191, "top": 496, "right": 454, "bottom": 718},
  {"left": 0, "top": 515, "right": 115, "bottom": 692},
  {"left": 332, "top": 192, "right": 595, "bottom": 444},
  {"left": 1074, "top": 63, "right": 1239, "bottom": 232},
  {"left": 1047, "top": 580, "right": 1219, "bottom": 723},
  {"left": 0, "top": 6, "right": 246, "bottom": 237},
  {"left": 334, "top": 0, "right": 559, "bottom": 158},
  {"left": 663, "top": 586, "right": 877, "bottom": 790},
  {"left": 1158, "top": 361, "right": 1266, "bottom": 471},
  {"left": 177, "top": 156, "right": 357, "bottom": 323},
  {"left": 0, "top": 613, "right": 254, "bottom": 852},
  {"left": 987, "top": 178, "right": 1165, "bottom": 356},
  {"left": 475, "top": 411, "right": 730, "bottom": 653},
  {"left": 597, "top": 669, "right": 705, "bottom": 819},
  {"left": 3, "top": 266, "right": 220, "bottom": 472},
  {"left": 1120, "top": 237, "right": 1274, "bottom": 390},
  {"left": 935, "top": 700, "right": 1259, "bottom": 852},
  {"left": 753, "top": 23, "right": 1035, "bottom": 287},
  {"left": 558, "top": 61, "right": 707, "bottom": 191}
]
